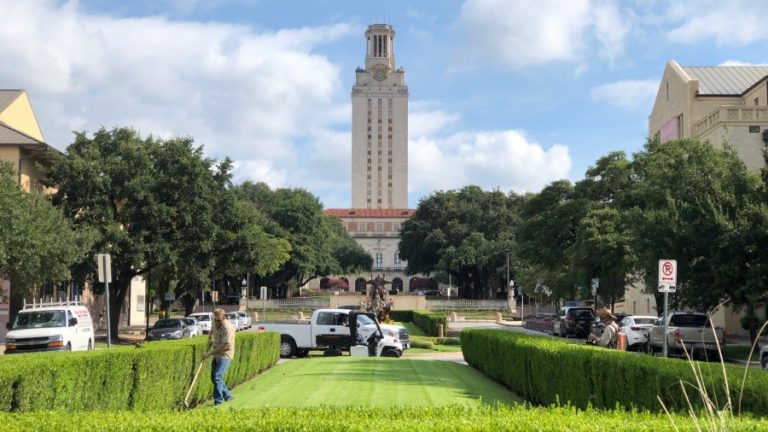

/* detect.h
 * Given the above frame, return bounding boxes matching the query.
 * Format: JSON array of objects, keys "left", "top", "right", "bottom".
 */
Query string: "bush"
[
  {"left": 389, "top": 310, "right": 414, "bottom": 322},
  {"left": 409, "top": 338, "right": 434, "bottom": 350},
  {"left": 0, "top": 332, "right": 279, "bottom": 412},
  {"left": 412, "top": 310, "right": 447, "bottom": 336},
  {"left": 461, "top": 329, "right": 768, "bottom": 415},
  {"left": 1, "top": 405, "right": 767, "bottom": 431},
  {"left": 435, "top": 337, "right": 461, "bottom": 346}
]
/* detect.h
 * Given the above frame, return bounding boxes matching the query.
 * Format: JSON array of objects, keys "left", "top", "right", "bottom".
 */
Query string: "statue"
[{"left": 365, "top": 274, "right": 393, "bottom": 323}]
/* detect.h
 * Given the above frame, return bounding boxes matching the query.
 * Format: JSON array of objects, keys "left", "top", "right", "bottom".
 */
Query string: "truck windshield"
[
  {"left": 356, "top": 315, "right": 375, "bottom": 326},
  {"left": 191, "top": 315, "right": 210, "bottom": 321},
  {"left": 12, "top": 310, "right": 66, "bottom": 330}
]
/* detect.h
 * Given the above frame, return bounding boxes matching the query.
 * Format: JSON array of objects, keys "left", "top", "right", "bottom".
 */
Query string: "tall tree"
[{"left": 0, "top": 161, "right": 92, "bottom": 323}]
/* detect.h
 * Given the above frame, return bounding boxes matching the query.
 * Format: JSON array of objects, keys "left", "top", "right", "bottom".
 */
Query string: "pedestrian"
[
  {"left": 587, "top": 307, "right": 619, "bottom": 348},
  {"left": 202, "top": 308, "right": 236, "bottom": 405}
]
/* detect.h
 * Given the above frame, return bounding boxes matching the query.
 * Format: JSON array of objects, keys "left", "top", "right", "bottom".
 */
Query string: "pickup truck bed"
[{"left": 648, "top": 312, "right": 723, "bottom": 360}]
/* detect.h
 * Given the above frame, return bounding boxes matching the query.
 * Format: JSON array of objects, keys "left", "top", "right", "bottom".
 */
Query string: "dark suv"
[{"left": 555, "top": 307, "right": 595, "bottom": 338}]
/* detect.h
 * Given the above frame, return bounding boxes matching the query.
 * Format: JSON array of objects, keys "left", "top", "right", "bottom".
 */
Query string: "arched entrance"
[
  {"left": 320, "top": 277, "right": 330, "bottom": 290},
  {"left": 355, "top": 277, "right": 366, "bottom": 292},
  {"left": 392, "top": 277, "right": 403, "bottom": 292}
]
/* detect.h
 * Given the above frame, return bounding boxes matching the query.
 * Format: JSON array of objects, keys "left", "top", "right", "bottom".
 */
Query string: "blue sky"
[{"left": 2, "top": 0, "right": 768, "bottom": 208}]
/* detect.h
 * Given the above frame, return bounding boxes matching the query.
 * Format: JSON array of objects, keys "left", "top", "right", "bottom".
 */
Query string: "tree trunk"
[{"left": 108, "top": 278, "right": 131, "bottom": 340}]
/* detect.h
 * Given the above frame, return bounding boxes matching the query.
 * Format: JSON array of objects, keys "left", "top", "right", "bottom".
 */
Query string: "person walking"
[
  {"left": 587, "top": 307, "right": 619, "bottom": 348},
  {"left": 203, "top": 308, "right": 236, "bottom": 405}
]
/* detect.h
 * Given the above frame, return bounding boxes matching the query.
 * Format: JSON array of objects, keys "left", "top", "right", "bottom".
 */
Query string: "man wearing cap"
[
  {"left": 202, "top": 308, "right": 236, "bottom": 405},
  {"left": 588, "top": 307, "right": 619, "bottom": 348}
]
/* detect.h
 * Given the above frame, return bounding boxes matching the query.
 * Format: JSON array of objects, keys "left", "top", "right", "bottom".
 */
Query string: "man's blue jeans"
[{"left": 211, "top": 357, "right": 232, "bottom": 405}]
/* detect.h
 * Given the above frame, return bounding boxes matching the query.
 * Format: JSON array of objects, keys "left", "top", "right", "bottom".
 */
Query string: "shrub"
[
  {"left": 389, "top": 309, "right": 413, "bottom": 322},
  {"left": 408, "top": 338, "right": 434, "bottom": 350},
  {"left": 1, "top": 405, "right": 767, "bottom": 431},
  {"left": 461, "top": 329, "right": 768, "bottom": 415},
  {"left": 0, "top": 332, "right": 279, "bottom": 412},
  {"left": 435, "top": 337, "right": 461, "bottom": 346},
  {"left": 412, "top": 310, "right": 447, "bottom": 336}
]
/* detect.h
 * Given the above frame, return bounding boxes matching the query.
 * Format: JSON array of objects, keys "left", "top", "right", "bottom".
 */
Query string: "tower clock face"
[{"left": 372, "top": 67, "right": 388, "bottom": 81}]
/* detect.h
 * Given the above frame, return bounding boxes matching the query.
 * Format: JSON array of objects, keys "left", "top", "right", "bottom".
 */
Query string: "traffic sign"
[
  {"left": 97, "top": 253, "right": 112, "bottom": 283},
  {"left": 260, "top": 286, "right": 267, "bottom": 300},
  {"left": 658, "top": 284, "right": 677, "bottom": 293},
  {"left": 591, "top": 278, "right": 599, "bottom": 295},
  {"left": 164, "top": 292, "right": 176, "bottom": 301},
  {"left": 658, "top": 259, "right": 677, "bottom": 284}
]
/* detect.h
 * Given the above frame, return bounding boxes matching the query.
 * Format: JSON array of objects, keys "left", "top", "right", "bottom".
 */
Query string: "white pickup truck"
[
  {"left": 647, "top": 311, "right": 724, "bottom": 360},
  {"left": 257, "top": 309, "right": 408, "bottom": 358}
]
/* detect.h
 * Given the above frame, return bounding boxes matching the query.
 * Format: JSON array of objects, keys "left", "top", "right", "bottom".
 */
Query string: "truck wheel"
[
  {"left": 280, "top": 337, "right": 296, "bottom": 358},
  {"left": 381, "top": 348, "right": 400, "bottom": 358},
  {"left": 87, "top": 339, "right": 93, "bottom": 351},
  {"left": 295, "top": 349, "right": 309, "bottom": 358}
]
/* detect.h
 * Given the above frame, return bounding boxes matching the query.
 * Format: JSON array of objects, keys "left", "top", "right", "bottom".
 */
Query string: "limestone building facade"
[{"left": 617, "top": 61, "right": 768, "bottom": 335}]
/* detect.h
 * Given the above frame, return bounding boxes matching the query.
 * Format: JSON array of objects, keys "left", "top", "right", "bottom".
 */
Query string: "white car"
[
  {"left": 183, "top": 317, "right": 203, "bottom": 337},
  {"left": 5, "top": 300, "right": 94, "bottom": 353},
  {"left": 188, "top": 312, "right": 213, "bottom": 334},
  {"left": 225, "top": 312, "right": 241, "bottom": 331},
  {"left": 618, "top": 315, "right": 657, "bottom": 350},
  {"left": 760, "top": 345, "right": 767, "bottom": 371},
  {"left": 236, "top": 311, "right": 252, "bottom": 330}
]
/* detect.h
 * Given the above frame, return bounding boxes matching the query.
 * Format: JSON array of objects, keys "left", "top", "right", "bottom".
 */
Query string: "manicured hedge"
[
  {"left": 1, "top": 405, "right": 767, "bottom": 431},
  {"left": 389, "top": 309, "right": 414, "bottom": 322},
  {"left": 0, "top": 332, "right": 279, "bottom": 412},
  {"left": 412, "top": 310, "right": 448, "bottom": 336},
  {"left": 461, "top": 329, "right": 768, "bottom": 415}
]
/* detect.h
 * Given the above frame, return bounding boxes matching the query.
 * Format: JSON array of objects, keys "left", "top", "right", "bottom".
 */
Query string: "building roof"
[
  {"left": 682, "top": 66, "right": 768, "bottom": 95},
  {"left": 0, "top": 90, "right": 23, "bottom": 112},
  {"left": 325, "top": 208, "right": 414, "bottom": 218},
  {"left": 0, "top": 121, "right": 45, "bottom": 145}
]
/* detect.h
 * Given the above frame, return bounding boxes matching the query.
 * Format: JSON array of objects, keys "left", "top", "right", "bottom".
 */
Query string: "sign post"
[
  {"left": 590, "top": 278, "right": 599, "bottom": 307},
  {"left": 658, "top": 259, "right": 677, "bottom": 358},
  {"left": 97, "top": 253, "right": 112, "bottom": 348},
  {"left": 261, "top": 286, "right": 267, "bottom": 321}
]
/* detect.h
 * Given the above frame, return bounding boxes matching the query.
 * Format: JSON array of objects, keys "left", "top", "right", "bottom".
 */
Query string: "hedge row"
[
  {"left": 461, "top": 329, "right": 768, "bottom": 415},
  {"left": 0, "top": 332, "right": 279, "bottom": 412},
  {"left": 2, "top": 405, "right": 767, "bottom": 431},
  {"left": 412, "top": 310, "right": 448, "bottom": 336},
  {"left": 389, "top": 309, "right": 414, "bottom": 322}
]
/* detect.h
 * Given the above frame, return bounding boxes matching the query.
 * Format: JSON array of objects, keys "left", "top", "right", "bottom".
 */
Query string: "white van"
[{"left": 4, "top": 300, "right": 94, "bottom": 354}]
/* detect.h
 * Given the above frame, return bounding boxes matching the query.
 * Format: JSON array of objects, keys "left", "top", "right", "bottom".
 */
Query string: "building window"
[
  {"left": 665, "top": 82, "right": 669, "bottom": 102},
  {"left": 394, "top": 252, "right": 401, "bottom": 269},
  {"left": 375, "top": 253, "right": 383, "bottom": 269},
  {"left": 755, "top": 97, "right": 760, "bottom": 106},
  {"left": 376, "top": 223, "right": 383, "bottom": 232},
  {"left": 348, "top": 222, "right": 357, "bottom": 231}
]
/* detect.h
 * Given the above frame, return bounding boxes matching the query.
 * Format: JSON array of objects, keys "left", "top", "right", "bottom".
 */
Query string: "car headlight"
[
  {"left": 171, "top": 330, "right": 183, "bottom": 337},
  {"left": 387, "top": 330, "right": 396, "bottom": 337},
  {"left": 5, "top": 338, "right": 15, "bottom": 344}
]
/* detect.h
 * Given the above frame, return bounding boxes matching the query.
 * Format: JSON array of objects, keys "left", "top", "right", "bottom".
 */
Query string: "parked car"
[
  {"left": 236, "top": 311, "right": 252, "bottom": 330},
  {"left": 226, "top": 312, "right": 241, "bottom": 331},
  {"left": 553, "top": 307, "right": 595, "bottom": 338},
  {"left": 147, "top": 319, "right": 191, "bottom": 341},
  {"left": 618, "top": 315, "right": 657, "bottom": 350},
  {"left": 187, "top": 312, "right": 213, "bottom": 334},
  {"left": 183, "top": 317, "right": 203, "bottom": 337},
  {"left": 647, "top": 311, "right": 724, "bottom": 360},
  {"left": 5, "top": 300, "right": 94, "bottom": 354},
  {"left": 761, "top": 345, "right": 767, "bottom": 371},
  {"left": 522, "top": 313, "right": 557, "bottom": 334}
]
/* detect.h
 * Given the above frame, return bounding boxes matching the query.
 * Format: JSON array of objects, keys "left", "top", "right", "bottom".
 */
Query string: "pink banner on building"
[{"left": 659, "top": 116, "right": 679, "bottom": 143}]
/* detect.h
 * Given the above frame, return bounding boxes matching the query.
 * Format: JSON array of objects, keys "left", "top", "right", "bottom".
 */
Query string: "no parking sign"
[{"left": 658, "top": 259, "right": 677, "bottom": 292}]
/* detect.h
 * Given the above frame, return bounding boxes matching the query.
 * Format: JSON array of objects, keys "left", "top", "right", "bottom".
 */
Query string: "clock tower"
[{"left": 351, "top": 24, "right": 409, "bottom": 209}]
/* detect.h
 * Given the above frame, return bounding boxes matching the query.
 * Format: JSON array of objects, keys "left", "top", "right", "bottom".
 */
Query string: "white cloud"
[
  {"left": 590, "top": 79, "right": 658, "bottom": 110},
  {"left": 458, "top": 0, "right": 630, "bottom": 68},
  {"left": 718, "top": 60, "right": 768, "bottom": 67},
  {"left": 409, "top": 128, "right": 571, "bottom": 195},
  {"left": 665, "top": 1, "right": 768, "bottom": 46},
  {"left": 409, "top": 110, "right": 461, "bottom": 138},
  {"left": 0, "top": 0, "right": 357, "bottom": 194}
]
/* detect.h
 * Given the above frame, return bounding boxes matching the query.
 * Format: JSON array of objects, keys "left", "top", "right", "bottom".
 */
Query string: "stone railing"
[
  {"left": 249, "top": 298, "right": 330, "bottom": 309},
  {"left": 425, "top": 299, "right": 512, "bottom": 310},
  {"left": 695, "top": 106, "right": 768, "bottom": 137}
]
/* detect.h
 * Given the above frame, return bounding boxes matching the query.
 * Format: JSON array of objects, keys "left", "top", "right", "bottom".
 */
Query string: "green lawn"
[
  {"left": 224, "top": 357, "right": 521, "bottom": 408},
  {"left": 722, "top": 345, "right": 761, "bottom": 361},
  {"left": 404, "top": 345, "right": 463, "bottom": 354}
]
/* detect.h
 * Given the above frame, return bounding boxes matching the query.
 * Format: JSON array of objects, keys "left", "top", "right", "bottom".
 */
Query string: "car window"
[
  {"left": 154, "top": 319, "right": 181, "bottom": 329},
  {"left": 190, "top": 314, "right": 210, "bottom": 321},
  {"left": 670, "top": 314, "right": 709, "bottom": 327},
  {"left": 633, "top": 318, "right": 655, "bottom": 325},
  {"left": 356, "top": 314, "right": 374, "bottom": 326},
  {"left": 13, "top": 310, "right": 67, "bottom": 330},
  {"left": 316, "top": 312, "right": 334, "bottom": 325}
]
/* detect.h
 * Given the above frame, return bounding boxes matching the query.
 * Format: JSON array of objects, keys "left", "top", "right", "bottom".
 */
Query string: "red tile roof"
[{"left": 324, "top": 208, "right": 414, "bottom": 218}]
